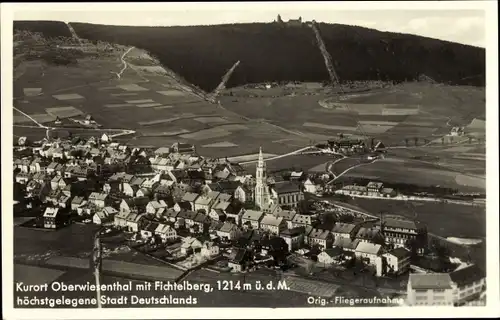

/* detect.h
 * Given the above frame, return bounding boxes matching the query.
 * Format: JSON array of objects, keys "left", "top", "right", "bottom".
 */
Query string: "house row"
[{"left": 335, "top": 181, "right": 397, "bottom": 198}]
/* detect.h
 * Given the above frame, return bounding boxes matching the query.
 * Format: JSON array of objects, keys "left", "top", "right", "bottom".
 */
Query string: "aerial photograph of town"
[{"left": 8, "top": 5, "right": 492, "bottom": 311}]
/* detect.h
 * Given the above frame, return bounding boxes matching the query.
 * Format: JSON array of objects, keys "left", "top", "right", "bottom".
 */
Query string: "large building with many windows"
[
  {"left": 407, "top": 273, "right": 454, "bottom": 306},
  {"left": 381, "top": 216, "right": 427, "bottom": 253}
]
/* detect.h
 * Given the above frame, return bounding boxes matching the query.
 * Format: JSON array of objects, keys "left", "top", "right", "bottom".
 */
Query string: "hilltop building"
[{"left": 275, "top": 14, "right": 303, "bottom": 26}]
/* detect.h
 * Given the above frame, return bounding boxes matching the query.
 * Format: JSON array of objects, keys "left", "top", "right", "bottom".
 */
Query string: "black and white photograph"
[{"left": 2, "top": 1, "right": 498, "bottom": 319}]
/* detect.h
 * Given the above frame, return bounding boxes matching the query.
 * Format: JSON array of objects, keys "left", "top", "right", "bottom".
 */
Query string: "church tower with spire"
[{"left": 254, "top": 147, "right": 271, "bottom": 210}]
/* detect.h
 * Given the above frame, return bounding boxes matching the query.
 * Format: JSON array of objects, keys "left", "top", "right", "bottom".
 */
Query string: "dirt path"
[{"left": 112, "top": 47, "right": 135, "bottom": 80}]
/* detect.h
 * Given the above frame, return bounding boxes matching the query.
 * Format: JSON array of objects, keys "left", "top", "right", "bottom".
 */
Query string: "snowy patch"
[
  {"left": 447, "top": 237, "right": 483, "bottom": 246},
  {"left": 52, "top": 93, "right": 85, "bottom": 101}
]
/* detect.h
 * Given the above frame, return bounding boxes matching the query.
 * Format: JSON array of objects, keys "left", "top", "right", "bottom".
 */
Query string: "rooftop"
[
  {"left": 332, "top": 222, "right": 358, "bottom": 234},
  {"left": 449, "top": 264, "right": 485, "bottom": 287},
  {"left": 355, "top": 242, "right": 382, "bottom": 255},
  {"left": 260, "top": 215, "right": 284, "bottom": 227},
  {"left": 409, "top": 273, "right": 453, "bottom": 290},
  {"left": 242, "top": 209, "right": 264, "bottom": 221}
]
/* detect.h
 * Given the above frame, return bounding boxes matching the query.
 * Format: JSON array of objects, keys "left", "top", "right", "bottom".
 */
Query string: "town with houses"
[{"left": 13, "top": 133, "right": 485, "bottom": 307}]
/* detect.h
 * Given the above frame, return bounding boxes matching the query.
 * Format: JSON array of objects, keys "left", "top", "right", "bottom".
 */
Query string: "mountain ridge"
[{"left": 14, "top": 20, "right": 486, "bottom": 91}]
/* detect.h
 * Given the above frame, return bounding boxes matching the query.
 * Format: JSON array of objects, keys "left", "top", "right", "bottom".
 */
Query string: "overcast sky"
[{"left": 12, "top": 3, "right": 487, "bottom": 47}]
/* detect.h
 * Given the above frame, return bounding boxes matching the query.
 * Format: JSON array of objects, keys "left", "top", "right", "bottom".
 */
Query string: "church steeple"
[
  {"left": 255, "top": 146, "right": 271, "bottom": 210},
  {"left": 258, "top": 146, "right": 265, "bottom": 169}
]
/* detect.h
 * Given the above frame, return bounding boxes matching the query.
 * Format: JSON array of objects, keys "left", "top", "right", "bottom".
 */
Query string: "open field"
[
  {"left": 14, "top": 264, "right": 65, "bottom": 286},
  {"left": 242, "top": 154, "right": 336, "bottom": 173},
  {"left": 13, "top": 113, "right": 56, "bottom": 124},
  {"left": 202, "top": 141, "right": 239, "bottom": 148},
  {"left": 46, "top": 106, "right": 84, "bottom": 118},
  {"left": 221, "top": 82, "right": 484, "bottom": 147},
  {"left": 340, "top": 157, "right": 485, "bottom": 192},
  {"left": 386, "top": 145, "right": 486, "bottom": 176}
]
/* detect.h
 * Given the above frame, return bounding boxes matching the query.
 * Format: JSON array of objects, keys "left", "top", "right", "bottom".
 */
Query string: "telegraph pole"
[{"left": 93, "top": 230, "right": 103, "bottom": 308}]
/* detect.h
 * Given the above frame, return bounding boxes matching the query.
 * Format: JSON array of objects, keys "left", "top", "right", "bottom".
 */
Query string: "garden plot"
[
  {"left": 126, "top": 99, "right": 156, "bottom": 104},
  {"left": 14, "top": 113, "right": 56, "bottom": 124},
  {"left": 154, "top": 106, "right": 173, "bottom": 110},
  {"left": 157, "top": 90, "right": 188, "bottom": 97},
  {"left": 136, "top": 103, "right": 163, "bottom": 108},
  {"left": 23, "top": 88, "right": 42, "bottom": 97},
  {"left": 117, "top": 84, "right": 149, "bottom": 92},
  {"left": 228, "top": 153, "right": 277, "bottom": 162},
  {"left": 194, "top": 116, "right": 228, "bottom": 124},
  {"left": 442, "top": 146, "right": 477, "bottom": 153},
  {"left": 303, "top": 122, "right": 358, "bottom": 131},
  {"left": 52, "top": 93, "right": 85, "bottom": 101},
  {"left": 455, "top": 174, "right": 485, "bottom": 189},
  {"left": 202, "top": 141, "right": 238, "bottom": 148},
  {"left": 357, "top": 124, "right": 394, "bottom": 134},
  {"left": 382, "top": 107, "right": 420, "bottom": 116},
  {"left": 385, "top": 125, "right": 437, "bottom": 136},
  {"left": 221, "top": 124, "right": 249, "bottom": 131},
  {"left": 282, "top": 276, "right": 340, "bottom": 298},
  {"left": 111, "top": 93, "right": 138, "bottom": 97},
  {"left": 138, "top": 117, "right": 182, "bottom": 126},
  {"left": 180, "top": 127, "right": 232, "bottom": 140},
  {"left": 14, "top": 264, "right": 65, "bottom": 286},
  {"left": 46, "top": 256, "right": 90, "bottom": 269},
  {"left": 45, "top": 106, "right": 84, "bottom": 118},
  {"left": 104, "top": 103, "right": 136, "bottom": 109},
  {"left": 102, "top": 260, "right": 183, "bottom": 281},
  {"left": 141, "top": 129, "right": 190, "bottom": 137}
]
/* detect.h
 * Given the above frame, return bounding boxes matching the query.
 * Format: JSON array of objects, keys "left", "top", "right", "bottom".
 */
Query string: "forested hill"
[{"left": 15, "top": 21, "right": 485, "bottom": 91}]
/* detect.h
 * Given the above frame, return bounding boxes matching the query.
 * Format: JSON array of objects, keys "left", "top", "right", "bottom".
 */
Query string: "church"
[{"left": 254, "top": 147, "right": 304, "bottom": 210}]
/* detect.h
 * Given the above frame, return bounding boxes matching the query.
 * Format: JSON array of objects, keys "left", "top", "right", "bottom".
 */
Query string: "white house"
[
  {"left": 180, "top": 237, "right": 203, "bottom": 255},
  {"left": 154, "top": 223, "right": 177, "bottom": 243},
  {"left": 88, "top": 192, "right": 108, "bottom": 208},
  {"left": 354, "top": 242, "right": 382, "bottom": 265},
  {"left": 241, "top": 210, "right": 265, "bottom": 230},
  {"left": 260, "top": 215, "right": 287, "bottom": 235},
  {"left": 279, "top": 227, "right": 305, "bottom": 252},
  {"left": 291, "top": 214, "right": 314, "bottom": 228},
  {"left": 201, "top": 241, "right": 220, "bottom": 258},
  {"left": 317, "top": 247, "right": 343, "bottom": 265},
  {"left": 146, "top": 200, "right": 168, "bottom": 215},
  {"left": 114, "top": 210, "right": 130, "bottom": 229},
  {"left": 181, "top": 192, "right": 199, "bottom": 210},
  {"left": 93, "top": 206, "right": 117, "bottom": 225},
  {"left": 407, "top": 273, "right": 454, "bottom": 306},
  {"left": 43, "top": 207, "right": 60, "bottom": 229},
  {"left": 382, "top": 247, "right": 411, "bottom": 275},
  {"left": 332, "top": 223, "right": 359, "bottom": 240},
  {"left": 274, "top": 210, "right": 297, "bottom": 229},
  {"left": 101, "top": 133, "right": 111, "bottom": 143},
  {"left": 303, "top": 178, "right": 318, "bottom": 194},
  {"left": 306, "top": 228, "right": 333, "bottom": 250},
  {"left": 216, "top": 222, "right": 241, "bottom": 241},
  {"left": 193, "top": 194, "right": 214, "bottom": 213}
]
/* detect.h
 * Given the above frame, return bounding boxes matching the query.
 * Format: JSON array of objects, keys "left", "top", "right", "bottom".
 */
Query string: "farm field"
[
  {"left": 13, "top": 48, "right": 313, "bottom": 157},
  {"left": 339, "top": 157, "right": 485, "bottom": 192},
  {"left": 221, "top": 82, "right": 485, "bottom": 147},
  {"left": 387, "top": 144, "right": 486, "bottom": 176},
  {"left": 242, "top": 154, "right": 336, "bottom": 174}
]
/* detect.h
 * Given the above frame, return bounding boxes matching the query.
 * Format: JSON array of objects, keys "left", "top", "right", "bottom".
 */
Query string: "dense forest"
[{"left": 14, "top": 20, "right": 485, "bottom": 91}]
